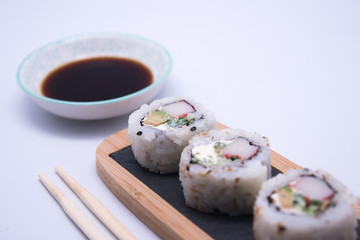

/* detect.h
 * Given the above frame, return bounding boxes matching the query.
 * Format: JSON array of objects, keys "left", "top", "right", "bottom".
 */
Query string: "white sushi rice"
[
  {"left": 253, "top": 168, "right": 358, "bottom": 240},
  {"left": 179, "top": 128, "right": 271, "bottom": 215},
  {"left": 128, "top": 96, "right": 217, "bottom": 174}
]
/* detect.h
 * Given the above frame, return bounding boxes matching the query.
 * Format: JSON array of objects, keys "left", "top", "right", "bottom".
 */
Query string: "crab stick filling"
[
  {"left": 191, "top": 137, "right": 260, "bottom": 167},
  {"left": 141, "top": 100, "right": 196, "bottom": 129},
  {"left": 269, "top": 176, "right": 335, "bottom": 216}
]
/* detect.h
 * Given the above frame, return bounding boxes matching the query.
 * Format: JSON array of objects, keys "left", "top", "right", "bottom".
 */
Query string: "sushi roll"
[
  {"left": 253, "top": 168, "right": 358, "bottom": 240},
  {"left": 128, "top": 96, "right": 217, "bottom": 174},
  {"left": 179, "top": 128, "right": 271, "bottom": 215}
]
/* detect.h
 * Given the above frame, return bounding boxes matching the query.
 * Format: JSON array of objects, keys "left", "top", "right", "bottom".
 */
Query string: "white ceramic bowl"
[{"left": 17, "top": 33, "right": 172, "bottom": 120}]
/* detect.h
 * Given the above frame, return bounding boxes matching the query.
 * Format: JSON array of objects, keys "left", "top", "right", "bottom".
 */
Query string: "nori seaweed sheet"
[{"left": 110, "top": 146, "right": 360, "bottom": 240}]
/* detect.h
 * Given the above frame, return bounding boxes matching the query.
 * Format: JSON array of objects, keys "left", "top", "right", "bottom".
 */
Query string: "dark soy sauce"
[{"left": 41, "top": 57, "right": 153, "bottom": 102}]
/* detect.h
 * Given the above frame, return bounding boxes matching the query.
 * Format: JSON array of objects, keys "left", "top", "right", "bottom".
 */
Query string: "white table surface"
[{"left": 1, "top": 1, "right": 359, "bottom": 239}]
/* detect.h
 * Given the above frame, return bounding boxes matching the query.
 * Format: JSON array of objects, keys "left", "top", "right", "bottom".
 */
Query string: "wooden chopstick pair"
[{"left": 39, "top": 166, "right": 137, "bottom": 240}]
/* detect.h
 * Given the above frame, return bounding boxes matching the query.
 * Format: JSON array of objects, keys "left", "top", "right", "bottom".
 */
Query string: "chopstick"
[
  {"left": 38, "top": 173, "right": 107, "bottom": 240},
  {"left": 55, "top": 166, "right": 137, "bottom": 240}
]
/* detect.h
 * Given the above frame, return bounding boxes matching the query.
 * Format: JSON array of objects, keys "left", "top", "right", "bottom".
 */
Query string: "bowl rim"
[{"left": 17, "top": 32, "right": 172, "bottom": 106}]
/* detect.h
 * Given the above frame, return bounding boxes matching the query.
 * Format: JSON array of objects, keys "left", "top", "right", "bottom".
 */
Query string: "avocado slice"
[{"left": 143, "top": 110, "right": 171, "bottom": 126}]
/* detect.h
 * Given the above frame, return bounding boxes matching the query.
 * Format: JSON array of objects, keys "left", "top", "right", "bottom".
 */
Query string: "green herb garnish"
[
  {"left": 214, "top": 142, "right": 226, "bottom": 153},
  {"left": 165, "top": 117, "right": 195, "bottom": 127},
  {"left": 292, "top": 193, "right": 323, "bottom": 217}
]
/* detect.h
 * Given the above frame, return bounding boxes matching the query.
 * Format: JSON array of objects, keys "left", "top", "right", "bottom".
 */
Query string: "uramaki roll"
[
  {"left": 253, "top": 168, "right": 358, "bottom": 240},
  {"left": 179, "top": 128, "right": 271, "bottom": 215},
  {"left": 128, "top": 96, "right": 217, "bottom": 174}
]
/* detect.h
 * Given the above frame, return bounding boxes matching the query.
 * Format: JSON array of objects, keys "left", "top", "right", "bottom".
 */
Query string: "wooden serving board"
[{"left": 96, "top": 122, "right": 360, "bottom": 240}]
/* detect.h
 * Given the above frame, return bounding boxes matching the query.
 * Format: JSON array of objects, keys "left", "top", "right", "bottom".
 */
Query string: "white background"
[{"left": 1, "top": 1, "right": 359, "bottom": 239}]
